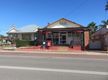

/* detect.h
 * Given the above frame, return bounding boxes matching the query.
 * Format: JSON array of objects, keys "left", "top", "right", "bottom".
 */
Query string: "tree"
[
  {"left": 87, "top": 22, "right": 98, "bottom": 39},
  {"left": 0, "top": 34, "right": 4, "bottom": 38},
  {"left": 99, "top": 20, "right": 108, "bottom": 28},
  {"left": 87, "top": 22, "right": 98, "bottom": 35},
  {"left": 99, "top": 2, "right": 108, "bottom": 29}
]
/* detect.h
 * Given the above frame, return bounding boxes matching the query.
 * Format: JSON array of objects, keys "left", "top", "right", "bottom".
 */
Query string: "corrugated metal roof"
[
  {"left": 8, "top": 24, "right": 39, "bottom": 33},
  {"left": 18, "top": 25, "right": 39, "bottom": 33}
]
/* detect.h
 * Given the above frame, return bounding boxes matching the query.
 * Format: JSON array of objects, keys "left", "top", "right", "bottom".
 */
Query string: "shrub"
[
  {"left": 15, "top": 40, "right": 38, "bottom": 47},
  {"left": 15, "top": 40, "right": 29, "bottom": 47},
  {"left": 29, "top": 40, "right": 38, "bottom": 46}
]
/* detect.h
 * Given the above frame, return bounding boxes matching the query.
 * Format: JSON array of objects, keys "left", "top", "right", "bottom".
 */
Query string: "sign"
[{"left": 106, "top": 25, "right": 108, "bottom": 29}]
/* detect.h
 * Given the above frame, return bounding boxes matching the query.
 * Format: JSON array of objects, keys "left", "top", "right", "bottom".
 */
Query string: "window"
[
  {"left": 53, "top": 32, "right": 59, "bottom": 38},
  {"left": 47, "top": 33, "right": 52, "bottom": 38},
  {"left": 72, "top": 32, "right": 75, "bottom": 37},
  {"left": 73, "top": 32, "right": 80, "bottom": 38},
  {"left": 68, "top": 32, "right": 72, "bottom": 37},
  {"left": 76, "top": 33, "right": 80, "bottom": 37},
  {"left": 9, "top": 34, "right": 18, "bottom": 38},
  {"left": 22, "top": 34, "right": 31, "bottom": 40}
]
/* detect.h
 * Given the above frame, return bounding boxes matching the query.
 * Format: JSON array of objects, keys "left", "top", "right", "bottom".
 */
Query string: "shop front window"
[
  {"left": 47, "top": 33, "right": 52, "bottom": 38},
  {"left": 68, "top": 32, "right": 76, "bottom": 37},
  {"left": 68, "top": 32, "right": 72, "bottom": 37},
  {"left": 53, "top": 32, "right": 59, "bottom": 38}
]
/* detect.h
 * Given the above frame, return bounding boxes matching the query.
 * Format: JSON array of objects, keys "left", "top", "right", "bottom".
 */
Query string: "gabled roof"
[
  {"left": 7, "top": 25, "right": 39, "bottom": 34},
  {"left": 92, "top": 27, "right": 108, "bottom": 36},
  {"left": 45, "top": 18, "right": 84, "bottom": 29},
  {"left": 7, "top": 27, "right": 19, "bottom": 33}
]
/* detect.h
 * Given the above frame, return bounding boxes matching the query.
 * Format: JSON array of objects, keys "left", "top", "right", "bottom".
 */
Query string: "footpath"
[{"left": 0, "top": 47, "right": 108, "bottom": 57}]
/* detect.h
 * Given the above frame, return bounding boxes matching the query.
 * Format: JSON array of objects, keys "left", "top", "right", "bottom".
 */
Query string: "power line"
[{"left": 64, "top": 0, "right": 88, "bottom": 18}]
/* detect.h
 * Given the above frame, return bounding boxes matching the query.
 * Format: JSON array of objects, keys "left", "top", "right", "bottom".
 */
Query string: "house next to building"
[
  {"left": 7, "top": 18, "right": 90, "bottom": 50},
  {"left": 90, "top": 25, "right": 108, "bottom": 51},
  {"left": 7, "top": 25, "right": 39, "bottom": 41}
]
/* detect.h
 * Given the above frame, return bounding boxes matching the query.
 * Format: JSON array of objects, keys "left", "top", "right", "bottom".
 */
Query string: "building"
[
  {"left": 90, "top": 26, "right": 108, "bottom": 51},
  {"left": 38, "top": 18, "right": 90, "bottom": 50},
  {"left": 7, "top": 18, "right": 90, "bottom": 50},
  {"left": 7, "top": 25, "right": 39, "bottom": 41}
]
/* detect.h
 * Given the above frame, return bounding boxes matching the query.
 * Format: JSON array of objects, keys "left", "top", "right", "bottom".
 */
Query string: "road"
[{"left": 0, "top": 53, "right": 108, "bottom": 80}]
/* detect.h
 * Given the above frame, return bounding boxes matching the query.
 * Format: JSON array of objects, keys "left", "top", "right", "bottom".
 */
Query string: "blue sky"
[{"left": 0, "top": 0, "right": 107, "bottom": 35}]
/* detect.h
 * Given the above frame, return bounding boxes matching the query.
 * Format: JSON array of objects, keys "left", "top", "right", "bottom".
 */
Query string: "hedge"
[{"left": 15, "top": 40, "right": 38, "bottom": 47}]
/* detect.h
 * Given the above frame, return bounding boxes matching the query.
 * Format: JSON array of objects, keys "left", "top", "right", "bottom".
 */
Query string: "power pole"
[
  {"left": 105, "top": 1, "right": 108, "bottom": 11},
  {"left": 105, "top": 1, "right": 108, "bottom": 28}
]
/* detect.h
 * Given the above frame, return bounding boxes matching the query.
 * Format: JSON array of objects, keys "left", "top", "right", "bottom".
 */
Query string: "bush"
[
  {"left": 29, "top": 40, "right": 38, "bottom": 46},
  {"left": 15, "top": 40, "right": 29, "bottom": 47},
  {"left": 15, "top": 40, "right": 38, "bottom": 47}
]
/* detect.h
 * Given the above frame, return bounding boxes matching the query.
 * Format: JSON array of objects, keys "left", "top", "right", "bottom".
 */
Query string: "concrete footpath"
[{"left": 0, "top": 49, "right": 108, "bottom": 56}]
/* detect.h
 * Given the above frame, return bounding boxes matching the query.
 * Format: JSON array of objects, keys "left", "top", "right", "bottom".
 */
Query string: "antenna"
[
  {"left": 105, "top": 0, "right": 108, "bottom": 20},
  {"left": 11, "top": 24, "right": 16, "bottom": 29}
]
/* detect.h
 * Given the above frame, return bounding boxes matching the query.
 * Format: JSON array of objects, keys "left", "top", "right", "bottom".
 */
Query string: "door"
[
  {"left": 60, "top": 32, "right": 66, "bottom": 44},
  {"left": 53, "top": 32, "right": 59, "bottom": 45}
]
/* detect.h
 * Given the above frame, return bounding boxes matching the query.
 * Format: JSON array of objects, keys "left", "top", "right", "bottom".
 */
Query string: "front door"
[
  {"left": 60, "top": 32, "right": 66, "bottom": 45},
  {"left": 53, "top": 32, "right": 59, "bottom": 45}
]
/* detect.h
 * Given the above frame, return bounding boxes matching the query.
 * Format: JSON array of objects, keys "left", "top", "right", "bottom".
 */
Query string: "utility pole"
[
  {"left": 105, "top": 1, "right": 108, "bottom": 11},
  {"left": 105, "top": 1, "right": 108, "bottom": 28},
  {"left": 105, "top": 1, "right": 108, "bottom": 52}
]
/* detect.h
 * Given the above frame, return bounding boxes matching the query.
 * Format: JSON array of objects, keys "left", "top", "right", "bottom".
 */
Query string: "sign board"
[{"left": 106, "top": 25, "right": 108, "bottom": 29}]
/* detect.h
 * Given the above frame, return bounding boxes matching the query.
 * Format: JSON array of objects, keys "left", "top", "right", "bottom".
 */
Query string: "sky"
[{"left": 0, "top": 0, "right": 107, "bottom": 35}]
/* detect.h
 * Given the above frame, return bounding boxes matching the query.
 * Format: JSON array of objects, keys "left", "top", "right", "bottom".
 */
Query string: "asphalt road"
[{"left": 0, "top": 53, "right": 108, "bottom": 80}]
